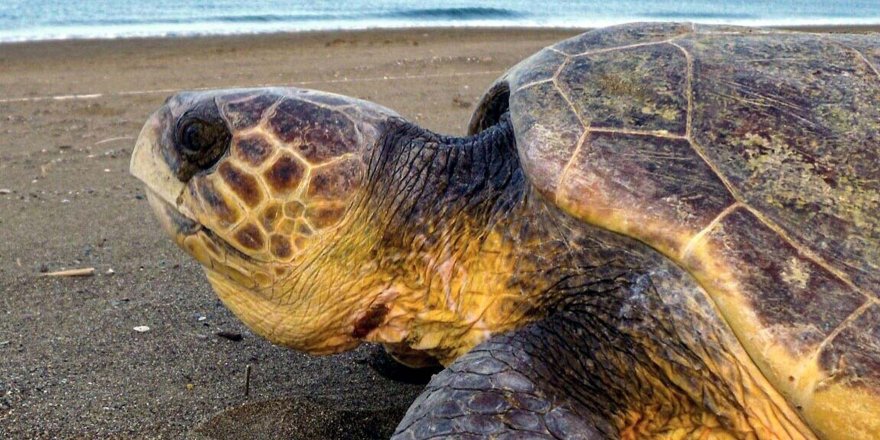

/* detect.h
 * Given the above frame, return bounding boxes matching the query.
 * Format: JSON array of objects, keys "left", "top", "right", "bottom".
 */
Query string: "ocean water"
[{"left": 1, "top": 0, "right": 879, "bottom": 43}]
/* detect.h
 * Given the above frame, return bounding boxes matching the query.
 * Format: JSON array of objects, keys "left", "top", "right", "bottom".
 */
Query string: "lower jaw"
[
  {"left": 143, "top": 188, "right": 363, "bottom": 356},
  {"left": 205, "top": 270, "right": 360, "bottom": 355},
  {"left": 144, "top": 188, "right": 264, "bottom": 271},
  {"left": 145, "top": 189, "right": 200, "bottom": 238}
]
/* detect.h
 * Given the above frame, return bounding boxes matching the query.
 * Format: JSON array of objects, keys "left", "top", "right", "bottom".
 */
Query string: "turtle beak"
[{"left": 130, "top": 106, "right": 193, "bottom": 218}]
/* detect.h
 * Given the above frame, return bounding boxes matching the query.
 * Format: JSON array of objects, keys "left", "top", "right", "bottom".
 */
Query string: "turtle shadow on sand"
[
  {"left": 190, "top": 346, "right": 439, "bottom": 439},
  {"left": 190, "top": 396, "right": 410, "bottom": 440}
]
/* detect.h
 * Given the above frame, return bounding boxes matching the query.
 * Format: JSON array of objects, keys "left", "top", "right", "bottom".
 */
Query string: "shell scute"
[
  {"left": 818, "top": 304, "right": 880, "bottom": 389},
  {"left": 553, "top": 22, "right": 693, "bottom": 56},
  {"left": 510, "top": 81, "right": 585, "bottom": 197},
  {"left": 506, "top": 48, "right": 567, "bottom": 91},
  {"left": 556, "top": 132, "right": 733, "bottom": 256},
  {"left": 688, "top": 208, "right": 865, "bottom": 356},
  {"left": 557, "top": 44, "right": 688, "bottom": 134},
  {"left": 684, "top": 32, "right": 880, "bottom": 291}
]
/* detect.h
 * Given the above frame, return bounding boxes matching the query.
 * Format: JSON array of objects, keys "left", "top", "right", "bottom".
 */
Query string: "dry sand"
[
  {"left": 1, "top": 25, "right": 877, "bottom": 439},
  {"left": 0, "top": 28, "right": 579, "bottom": 439}
]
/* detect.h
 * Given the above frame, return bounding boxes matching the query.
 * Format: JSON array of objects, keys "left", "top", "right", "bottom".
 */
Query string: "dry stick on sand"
[
  {"left": 244, "top": 364, "right": 252, "bottom": 398},
  {"left": 95, "top": 135, "right": 134, "bottom": 145},
  {"left": 40, "top": 267, "right": 96, "bottom": 277}
]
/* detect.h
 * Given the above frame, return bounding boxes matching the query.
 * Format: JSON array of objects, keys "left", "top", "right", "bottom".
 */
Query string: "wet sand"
[{"left": 0, "top": 25, "right": 877, "bottom": 439}]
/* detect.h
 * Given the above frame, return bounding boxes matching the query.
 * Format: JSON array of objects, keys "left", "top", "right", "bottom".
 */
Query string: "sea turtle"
[{"left": 130, "top": 22, "right": 880, "bottom": 439}]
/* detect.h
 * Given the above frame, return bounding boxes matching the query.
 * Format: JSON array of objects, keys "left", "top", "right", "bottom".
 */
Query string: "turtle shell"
[{"left": 470, "top": 23, "right": 880, "bottom": 439}]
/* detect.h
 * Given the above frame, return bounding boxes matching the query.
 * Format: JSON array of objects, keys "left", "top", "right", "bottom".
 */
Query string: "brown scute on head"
[
  {"left": 305, "top": 203, "right": 347, "bottom": 229},
  {"left": 218, "top": 162, "right": 263, "bottom": 207},
  {"left": 260, "top": 203, "right": 283, "bottom": 231},
  {"left": 269, "top": 234, "right": 293, "bottom": 259},
  {"left": 269, "top": 98, "right": 359, "bottom": 164},
  {"left": 232, "top": 134, "right": 274, "bottom": 167},
  {"left": 307, "top": 158, "right": 364, "bottom": 201},
  {"left": 292, "top": 235, "right": 310, "bottom": 251},
  {"left": 352, "top": 304, "right": 390, "bottom": 339},
  {"left": 234, "top": 223, "right": 265, "bottom": 250},
  {"left": 264, "top": 154, "right": 305, "bottom": 194},
  {"left": 196, "top": 178, "right": 240, "bottom": 226},
  {"left": 295, "top": 220, "right": 314, "bottom": 236},
  {"left": 222, "top": 93, "right": 280, "bottom": 130},
  {"left": 283, "top": 200, "right": 305, "bottom": 218},
  {"left": 277, "top": 218, "right": 298, "bottom": 235}
]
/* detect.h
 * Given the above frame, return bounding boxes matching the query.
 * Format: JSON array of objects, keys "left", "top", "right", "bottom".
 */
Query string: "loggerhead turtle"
[{"left": 130, "top": 23, "right": 880, "bottom": 439}]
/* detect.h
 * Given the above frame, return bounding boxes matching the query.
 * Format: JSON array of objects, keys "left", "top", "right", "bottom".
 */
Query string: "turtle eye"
[
  {"left": 178, "top": 118, "right": 228, "bottom": 155},
  {"left": 180, "top": 119, "right": 217, "bottom": 153},
  {"left": 174, "top": 109, "right": 230, "bottom": 173}
]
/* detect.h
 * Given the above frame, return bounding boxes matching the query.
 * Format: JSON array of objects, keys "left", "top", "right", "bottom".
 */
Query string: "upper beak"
[{"left": 130, "top": 110, "right": 185, "bottom": 209}]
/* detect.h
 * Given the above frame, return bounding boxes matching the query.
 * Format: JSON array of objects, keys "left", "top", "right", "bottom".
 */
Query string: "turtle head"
[{"left": 130, "top": 88, "right": 398, "bottom": 354}]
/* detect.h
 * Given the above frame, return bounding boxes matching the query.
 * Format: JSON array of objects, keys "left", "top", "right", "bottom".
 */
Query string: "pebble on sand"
[{"left": 133, "top": 326, "right": 151, "bottom": 333}]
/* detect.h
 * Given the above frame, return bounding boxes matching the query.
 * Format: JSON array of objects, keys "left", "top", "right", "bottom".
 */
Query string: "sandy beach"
[
  {"left": 0, "top": 25, "right": 877, "bottom": 438},
  {"left": 0, "top": 27, "right": 579, "bottom": 439}
]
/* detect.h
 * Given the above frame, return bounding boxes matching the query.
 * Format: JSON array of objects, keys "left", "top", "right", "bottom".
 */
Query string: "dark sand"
[{"left": 1, "top": 25, "right": 877, "bottom": 439}]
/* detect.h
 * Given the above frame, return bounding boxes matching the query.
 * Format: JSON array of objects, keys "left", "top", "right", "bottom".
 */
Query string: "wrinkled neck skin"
[{"left": 241, "top": 115, "right": 587, "bottom": 364}]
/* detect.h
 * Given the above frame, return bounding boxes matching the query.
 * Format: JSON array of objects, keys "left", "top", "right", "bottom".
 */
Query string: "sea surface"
[{"left": 2, "top": 0, "right": 880, "bottom": 43}]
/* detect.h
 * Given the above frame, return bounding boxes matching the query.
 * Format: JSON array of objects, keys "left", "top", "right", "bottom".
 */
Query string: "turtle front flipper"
[{"left": 391, "top": 322, "right": 611, "bottom": 440}]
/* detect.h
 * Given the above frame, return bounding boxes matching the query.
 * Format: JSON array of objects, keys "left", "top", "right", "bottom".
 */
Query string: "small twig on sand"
[
  {"left": 95, "top": 136, "right": 134, "bottom": 145},
  {"left": 244, "top": 364, "right": 252, "bottom": 398},
  {"left": 41, "top": 267, "right": 95, "bottom": 277}
]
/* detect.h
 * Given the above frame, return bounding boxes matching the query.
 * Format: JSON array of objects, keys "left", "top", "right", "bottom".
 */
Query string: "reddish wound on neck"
[{"left": 352, "top": 303, "right": 390, "bottom": 338}]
